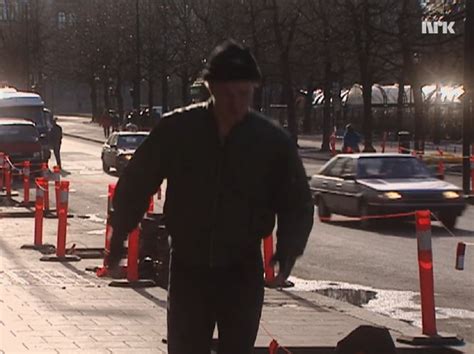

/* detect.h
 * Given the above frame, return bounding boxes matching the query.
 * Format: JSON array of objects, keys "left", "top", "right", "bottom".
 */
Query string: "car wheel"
[
  {"left": 318, "top": 197, "right": 331, "bottom": 222},
  {"left": 439, "top": 213, "right": 457, "bottom": 230},
  {"left": 102, "top": 160, "right": 109, "bottom": 173}
]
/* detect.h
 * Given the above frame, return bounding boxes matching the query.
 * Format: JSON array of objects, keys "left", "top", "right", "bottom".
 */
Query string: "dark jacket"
[{"left": 111, "top": 100, "right": 314, "bottom": 266}]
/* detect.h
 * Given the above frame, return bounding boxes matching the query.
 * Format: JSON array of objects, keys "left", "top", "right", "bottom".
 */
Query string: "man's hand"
[{"left": 266, "top": 253, "right": 297, "bottom": 288}]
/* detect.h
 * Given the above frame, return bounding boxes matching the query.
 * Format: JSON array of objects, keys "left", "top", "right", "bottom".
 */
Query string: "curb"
[{"left": 63, "top": 132, "right": 104, "bottom": 145}]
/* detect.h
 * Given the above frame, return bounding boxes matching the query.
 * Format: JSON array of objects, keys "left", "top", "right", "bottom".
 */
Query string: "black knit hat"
[{"left": 202, "top": 39, "right": 262, "bottom": 82}]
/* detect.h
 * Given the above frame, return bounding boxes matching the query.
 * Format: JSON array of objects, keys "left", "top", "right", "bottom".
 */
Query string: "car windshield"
[
  {"left": 357, "top": 157, "right": 433, "bottom": 179},
  {"left": 117, "top": 135, "right": 147, "bottom": 149},
  {"left": 0, "top": 125, "right": 39, "bottom": 143},
  {"left": 0, "top": 106, "right": 46, "bottom": 127}
]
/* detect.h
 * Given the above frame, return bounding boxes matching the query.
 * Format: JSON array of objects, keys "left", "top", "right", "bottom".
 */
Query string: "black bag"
[
  {"left": 335, "top": 325, "right": 396, "bottom": 354},
  {"left": 139, "top": 213, "right": 170, "bottom": 289}
]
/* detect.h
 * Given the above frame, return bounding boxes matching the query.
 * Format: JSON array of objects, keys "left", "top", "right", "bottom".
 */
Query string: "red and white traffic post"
[
  {"left": 263, "top": 234, "right": 275, "bottom": 284},
  {"left": 41, "top": 180, "right": 80, "bottom": 262},
  {"left": 20, "top": 177, "right": 55, "bottom": 252},
  {"left": 397, "top": 210, "right": 463, "bottom": 346},
  {"left": 0, "top": 152, "right": 5, "bottom": 191},
  {"left": 22, "top": 161, "right": 31, "bottom": 204},
  {"left": 53, "top": 165, "right": 61, "bottom": 214}
]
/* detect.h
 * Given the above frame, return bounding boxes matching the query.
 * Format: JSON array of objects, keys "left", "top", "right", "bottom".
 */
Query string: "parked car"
[
  {"left": 309, "top": 153, "right": 466, "bottom": 229},
  {"left": 0, "top": 119, "right": 49, "bottom": 174},
  {"left": 101, "top": 131, "right": 149, "bottom": 175}
]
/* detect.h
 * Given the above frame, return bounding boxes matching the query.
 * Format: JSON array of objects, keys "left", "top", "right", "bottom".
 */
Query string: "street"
[{"left": 56, "top": 134, "right": 474, "bottom": 343}]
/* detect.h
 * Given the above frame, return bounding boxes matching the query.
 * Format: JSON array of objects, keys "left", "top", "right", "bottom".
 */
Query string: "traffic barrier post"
[
  {"left": 0, "top": 152, "right": 4, "bottom": 191},
  {"left": 20, "top": 178, "right": 55, "bottom": 253},
  {"left": 263, "top": 234, "right": 275, "bottom": 284},
  {"left": 23, "top": 161, "right": 30, "bottom": 204},
  {"left": 41, "top": 162, "right": 48, "bottom": 178},
  {"left": 397, "top": 210, "right": 464, "bottom": 346},
  {"left": 109, "top": 227, "right": 155, "bottom": 288},
  {"left": 53, "top": 165, "right": 61, "bottom": 213},
  {"left": 43, "top": 178, "right": 50, "bottom": 213},
  {"left": 470, "top": 155, "right": 474, "bottom": 192},
  {"left": 127, "top": 228, "right": 140, "bottom": 282},
  {"left": 89, "top": 184, "right": 125, "bottom": 277},
  {"left": 5, "top": 160, "right": 12, "bottom": 198},
  {"left": 416, "top": 210, "right": 436, "bottom": 336},
  {"left": 455, "top": 242, "right": 466, "bottom": 271},
  {"left": 104, "top": 184, "right": 116, "bottom": 269},
  {"left": 40, "top": 180, "right": 80, "bottom": 262}
]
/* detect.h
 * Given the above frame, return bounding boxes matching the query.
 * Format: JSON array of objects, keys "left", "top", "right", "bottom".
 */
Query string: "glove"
[{"left": 267, "top": 251, "right": 297, "bottom": 288}]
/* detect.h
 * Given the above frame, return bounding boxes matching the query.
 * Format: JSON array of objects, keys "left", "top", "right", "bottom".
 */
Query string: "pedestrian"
[
  {"left": 100, "top": 109, "right": 112, "bottom": 138},
  {"left": 342, "top": 123, "right": 361, "bottom": 153},
  {"left": 108, "top": 39, "right": 314, "bottom": 354},
  {"left": 110, "top": 109, "right": 119, "bottom": 132},
  {"left": 49, "top": 117, "right": 63, "bottom": 169}
]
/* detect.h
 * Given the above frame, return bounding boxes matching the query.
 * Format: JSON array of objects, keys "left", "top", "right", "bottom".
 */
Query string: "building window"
[{"left": 58, "top": 11, "right": 66, "bottom": 29}]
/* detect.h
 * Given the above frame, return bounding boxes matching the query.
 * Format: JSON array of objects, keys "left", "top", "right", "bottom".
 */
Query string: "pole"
[
  {"left": 463, "top": 0, "right": 474, "bottom": 195},
  {"left": 23, "top": 161, "right": 30, "bottom": 203},
  {"left": 415, "top": 210, "right": 437, "bottom": 336},
  {"left": 263, "top": 235, "right": 275, "bottom": 283},
  {"left": 34, "top": 178, "right": 45, "bottom": 247},
  {"left": 40, "top": 180, "right": 80, "bottom": 262},
  {"left": 133, "top": 0, "right": 141, "bottom": 110},
  {"left": 127, "top": 228, "right": 140, "bottom": 282},
  {"left": 0, "top": 152, "right": 4, "bottom": 191}
]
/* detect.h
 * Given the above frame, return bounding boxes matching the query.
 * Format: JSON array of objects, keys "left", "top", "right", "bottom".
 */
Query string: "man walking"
[
  {"left": 108, "top": 39, "right": 314, "bottom": 354},
  {"left": 50, "top": 117, "right": 63, "bottom": 169}
]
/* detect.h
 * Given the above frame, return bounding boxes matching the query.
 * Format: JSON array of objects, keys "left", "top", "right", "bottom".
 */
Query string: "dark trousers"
[
  {"left": 53, "top": 144, "right": 61, "bottom": 167},
  {"left": 167, "top": 254, "right": 264, "bottom": 354},
  {"left": 103, "top": 126, "right": 110, "bottom": 138}
]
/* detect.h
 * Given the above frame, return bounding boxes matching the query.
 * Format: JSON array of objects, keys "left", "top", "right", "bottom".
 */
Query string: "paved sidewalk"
[{"left": 2, "top": 214, "right": 471, "bottom": 353}]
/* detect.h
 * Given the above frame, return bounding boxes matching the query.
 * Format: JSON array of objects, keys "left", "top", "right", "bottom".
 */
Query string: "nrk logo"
[{"left": 421, "top": 21, "right": 456, "bottom": 34}]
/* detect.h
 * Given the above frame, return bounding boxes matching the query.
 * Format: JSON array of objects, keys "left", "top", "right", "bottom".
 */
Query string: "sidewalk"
[{"left": 1, "top": 212, "right": 471, "bottom": 353}]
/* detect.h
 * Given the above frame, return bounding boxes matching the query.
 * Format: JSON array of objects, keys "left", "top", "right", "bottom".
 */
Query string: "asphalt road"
[{"left": 59, "top": 135, "right": 474, "bottom": 343}]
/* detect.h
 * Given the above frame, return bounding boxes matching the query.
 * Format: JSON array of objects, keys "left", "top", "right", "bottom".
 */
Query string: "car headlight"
[
  {"left": 120, "top": 154, "right": 133, "bottom": 161},
  {"left": 443, "top": 191, "right": 460, "bottom": 199},
  {"left": 379, "top": 191, "right": 402, "bottom": 200}
]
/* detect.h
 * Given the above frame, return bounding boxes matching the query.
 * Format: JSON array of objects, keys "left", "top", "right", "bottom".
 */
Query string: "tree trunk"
[
  {"left": 90, "top": 79, "right": 98, "bottom": 122},
  {"left": 302, "top": 76, "right": 314, "bottom": 134},
  {"left": 397, "top": 77, "right": 405, "bottom": 133},
  {"left": 321, "top": 63, "right": 332, "bottom": 151},
  {"left": 281, "top": 54, "right": 297, "bottom": 143},
  {"left": 181, "top": 72, "right": 189, "bottom": 106},
  {"left": 103, "top": 82, "right": 110, "bottom": 111},
  {"left": 412, "top": 80, "right": 424, "bottom": 152},
  {"left": 362, "top": 78, "right": 375, "bottom": 152},
  {"left": 115, "top": 72, "right": 124, "bottom": 121},
  {"left": 162, "top": 72, "right": 169, "bottom": 113},
  {"left": 148, "top": 78, "right": 154, "bottom": 110}
]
